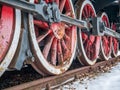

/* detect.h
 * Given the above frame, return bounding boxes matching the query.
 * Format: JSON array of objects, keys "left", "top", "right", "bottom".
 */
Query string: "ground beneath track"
[
  {"left": 0, "top": 60, "right": 81, "bottom": 89},
  {"left": 56, "top": 62, "right": 120, "bottom": 90},
  {"left": 0, "top": 53, "right": 120, "bottom": 89}
]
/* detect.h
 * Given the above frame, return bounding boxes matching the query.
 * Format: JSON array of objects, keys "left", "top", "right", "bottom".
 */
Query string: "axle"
[{"left": 0, "top": 0, "right": 120, "bottom": 39}]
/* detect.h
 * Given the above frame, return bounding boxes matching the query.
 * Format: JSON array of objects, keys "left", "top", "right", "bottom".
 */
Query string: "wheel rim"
[
  {"left": 99, "top": 12, "right": 112, "bottom": 60},
  {"left": 0, "top": 6, "right": 14, "bottom": 62},
  {"left": 77, "top": 0, "right": 101, "bottom": 65},
  {"left": 29, "top": 0, "right": 77, "bottom": 75},
  {"left": 111, "top": 23, "right": 119, "bottom": 57},
  {"left": 0, "top": 6, "right": 21, "bottom": 76}
]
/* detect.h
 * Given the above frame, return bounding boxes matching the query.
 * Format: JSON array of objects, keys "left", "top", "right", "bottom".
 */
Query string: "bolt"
[
  {"left": 26, "top": 49, "right": 32, "bottom": 56},
  {"left": 74, "top": 74, "right": 79, "bottom": 81},
  {"left": 31, "top": 57, "right": 35, "bottom": 62},
  {"left": 46, "top": 83, "right": 51, "bottom": 90}
]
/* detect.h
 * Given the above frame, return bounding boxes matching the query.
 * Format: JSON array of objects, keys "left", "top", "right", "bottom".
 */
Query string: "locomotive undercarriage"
[{"left": 0, "top": 0, "right": 120, "bottom": 76}]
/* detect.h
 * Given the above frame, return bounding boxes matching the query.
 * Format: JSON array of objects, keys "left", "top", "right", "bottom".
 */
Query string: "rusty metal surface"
[{"left": 4, "top": 56, "right": 120, "bottom": 90}]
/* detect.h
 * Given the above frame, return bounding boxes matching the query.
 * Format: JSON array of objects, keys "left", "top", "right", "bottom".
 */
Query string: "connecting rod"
[{"left": 0, "top": 0, "right": 120, "bottom": 39}]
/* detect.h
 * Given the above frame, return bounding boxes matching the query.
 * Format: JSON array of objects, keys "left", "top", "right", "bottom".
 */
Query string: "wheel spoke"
[
  {"left": 82, "top": 33, "right": 88, "bottom": 43},
  {"left": 111, "top": 23, "right": 118, "bottom": 57},
  {"left": 65, "top": 10, "right": 71, "bottom": 16},
  {"left": 87, "top": 6, "right": 91, "bottom": 17},
  {"left": 34, "top": 20, "right": 49, "bottom": 29},
  {"left": 115, "top": 39, "right": 118, "bottom": 52},
  {"left": 42, "top": 34, "right": 54, "bottom": 59},
  {"left": 59, "top": 0, "right": 66, "bottom": 12},
  {"left": 103, "top": 36, "right": 109, "bottom": 55},
  {"left": 84, "top": 40, "right": 91, "bottom": 59},
  {"left": 57, "top": 40, "right": 64, "bottom": 64},
  {"left": 37, "top": 30, "right": 52, "bottom": 43},
  {"left": 94, "top": 37, "right": 101, "bottom": 57},
  {"left": 65, "top": 24, "right": 70, "bottom": 29},
  {"left": 113, "top": 38, "right": 117, "bottom": 53},
  {"left": 64, "top": 28, "right": 72, "bottom": 51},
  {"left": 84, "top": 6, "right": 88, "bottom": 18},
  {"left": 61, "top": 39, "right": 71, "bottom": 60},
  {"left": 51, "top": 38, "right": 57, "bottom": 65},
  {"left": 64, "top": 34, "right": 70, "bottom": 41},
  {"left": 82, "top": 10, "right": 87, "bottom": 18}
]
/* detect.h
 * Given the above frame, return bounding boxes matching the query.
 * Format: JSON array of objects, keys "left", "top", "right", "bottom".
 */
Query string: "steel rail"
[{"left": 3, "top": 56, "right": 120, "bottom": 90}]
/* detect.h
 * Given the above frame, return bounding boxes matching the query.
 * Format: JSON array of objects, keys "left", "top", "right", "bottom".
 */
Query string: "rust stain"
[
  {"left": 0, "top": 67, "right": 4, "bottom": 71},
  {"left": 60, "top": 68, "right": 66, "bottom": 73}
]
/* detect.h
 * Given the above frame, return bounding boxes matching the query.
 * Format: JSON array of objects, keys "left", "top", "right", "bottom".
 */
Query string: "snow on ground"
[
  {"left": 56, "top": 63, "right": 120, "bottom": 90},
  {"left": 55, "top": 52, "right": 120, "bottom": 90}
]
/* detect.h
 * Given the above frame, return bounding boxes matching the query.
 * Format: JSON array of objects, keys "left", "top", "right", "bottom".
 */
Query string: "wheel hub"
[{"left": 51, "top": 22, "right": 65, "bottom": 39}]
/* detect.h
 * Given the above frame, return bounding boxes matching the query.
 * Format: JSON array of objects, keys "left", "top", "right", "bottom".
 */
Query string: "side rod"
[
  {"left": 104, "top": 27, "right": 120, "bottom": 39},
  {"left": 0, "top": 0, "right": 36, "bottom": 14},
  {"left": 60, "top": 14, "right": 87, "bottom": 28},
  {"left": 0, "top": 0, "right": 87, "bottom": 28},
  {"left": 0, "top": 0, "right": 120, "bottom": 39}
]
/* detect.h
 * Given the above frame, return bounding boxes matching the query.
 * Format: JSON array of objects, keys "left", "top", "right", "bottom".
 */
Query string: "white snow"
[{"left": 55, "top": 51, "right": 120, "bottom": 90}]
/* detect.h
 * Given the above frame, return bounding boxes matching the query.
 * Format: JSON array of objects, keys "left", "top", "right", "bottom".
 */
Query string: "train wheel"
[
  {"left": 29, "top": 0, "right": 77, "bottom": 75},
  {"left": 111, "top": 23, "right": 119, "bottom": 57},
  {"left": 0, "top": 6, "right": 21, "bottom": 76},
  {"left": 76, "top": 0, "right": 101, "bottom": 65},
  {"left": 98, "top": 12, "right": 112, "bottom": 60}
]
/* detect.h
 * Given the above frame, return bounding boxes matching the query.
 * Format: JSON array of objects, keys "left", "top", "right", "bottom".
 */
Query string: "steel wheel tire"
[
  {"left": 98, "top": 12, "right": 112, "bottom": 60},
  {"left": 0, "top": 6, "right": 21, "bottom": 76},
  {"left": 29, "top": 0, "right": 77, "bottom": 75}
]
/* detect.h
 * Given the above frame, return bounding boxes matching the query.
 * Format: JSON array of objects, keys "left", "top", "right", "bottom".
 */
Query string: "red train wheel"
[
  {"left": 0, "top": 6, "right": 21, "bottom": 76},
  {"left": 0, "top": 6, "right": 14, "bottom": 62},
  {"left": 111, "top": 23, "right": 119, "bottom": 57},
  {"left": 98, "top": 12, "right": 112, "bottom": 60},
  {"left": 29, "top": 0, "right": 77, "bottom": 75},
  {"left": 76, "top": 0, "right": 101, "bottom": 65}
]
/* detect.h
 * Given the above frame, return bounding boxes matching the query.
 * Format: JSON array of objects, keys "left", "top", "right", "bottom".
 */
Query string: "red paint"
[
  {"left": 0, "top": 6, "right": 14, "bottom": 62},
  {"left": 34, "top": 0, "right": 76, "bottom": 65},
  {"left": 102, "top": 14, "right": 112, "bottom": 57},
  {"left": 81, "top": 4, "right": 101, "bottom": 60},
  {"left": 34, "top": 20, "right": 49, "bottom": 29},
  {"left": 111, "top": 23, "right": 118, "bottom": 54},
  {"left": 51, "top": 38, "right": 57, "bottom": 65}
]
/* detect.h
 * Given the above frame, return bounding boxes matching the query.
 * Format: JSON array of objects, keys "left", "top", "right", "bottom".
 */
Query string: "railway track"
[{"left": 1, "top": 56, "right": 119, "bottom": 90}]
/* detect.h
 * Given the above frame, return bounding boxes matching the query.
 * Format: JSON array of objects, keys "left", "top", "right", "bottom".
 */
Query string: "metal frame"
[
  {"left": 0, "top": 0, "right": 119, "bottom": 77},
  {"left": 0, "top": 1, "right": 120, "bottom": 39},
  {"left": 93, "top": 0, "right": 116, "bottom": 12},
  {"left": 9, "top": 13, "right": 33, "bottom": 70},
  {"left": 92, "top": 17, "right": 120, "bottom": 39}
]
